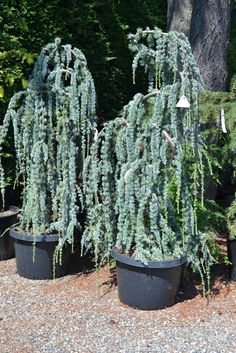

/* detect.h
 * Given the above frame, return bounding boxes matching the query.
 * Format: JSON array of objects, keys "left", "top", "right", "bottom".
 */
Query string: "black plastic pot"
[
  {"left": 227, "top": 239, "right": 236, "bottom": 281},
  {"left": 111, "top": 247, "right": 185, "bottom": 310},
  {"left": 10, "top": 228, "right": 70, "bottom": 280},
  {"left": 0, "top": 207, "right": 19, "bottom": 261}
]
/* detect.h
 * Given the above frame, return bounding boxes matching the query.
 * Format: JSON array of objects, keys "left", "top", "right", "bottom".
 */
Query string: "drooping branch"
[{"left": 142, "top": 90, "right": 175, "bottom": 150}]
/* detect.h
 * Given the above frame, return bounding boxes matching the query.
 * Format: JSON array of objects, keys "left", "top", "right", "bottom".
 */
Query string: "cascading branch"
[
  {"left": 82, "top": 27, "right": 214, "bottom": 291},
  {"left": 0, "top": 38, "right": 96, "bottom": 255}
]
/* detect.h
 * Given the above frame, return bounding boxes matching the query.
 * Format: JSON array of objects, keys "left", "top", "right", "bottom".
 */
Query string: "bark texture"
[{"left": 168, "top": 0, "right": 232, "bottom": 91}]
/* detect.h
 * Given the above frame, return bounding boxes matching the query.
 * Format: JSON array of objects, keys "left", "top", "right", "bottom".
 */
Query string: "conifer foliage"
[
  {"left": 0, "top": 39, "right": 96, "bottom": 254},
  {"left": 82, "top": 28, "right": 214, "bottom": 286},
  {"left": 227, "top": 200, "right": 236, "bottom": 240}
]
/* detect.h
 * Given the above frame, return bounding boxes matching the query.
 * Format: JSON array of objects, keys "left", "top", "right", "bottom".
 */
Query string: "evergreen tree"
[
  {"left": 82, "top": 28, "right": 214, "bottom": 291},
  {"left": 0, "top": 38, "right": 96, "bottom": 258}
]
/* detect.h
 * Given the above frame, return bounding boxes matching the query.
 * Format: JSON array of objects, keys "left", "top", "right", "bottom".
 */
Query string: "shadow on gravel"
[
  {"left": 64, "top": 231, "right": 232, "bottom": 302},
  {"left": 67, "top": 251, "right": 95, "bottom": 277},
  {"left": 65, "top": 250, "right": 117, "bottom": 297},
  {"left": 210, "top": 263, "right": 231, "bottom": 296},
  {"left": 176, "top": 261, "right": 231, "bottom": 304},
  {"left": 99, "top": 268, "right": 117, "bottom": 298},
  {"left": 67, "top": 255, "right": 232, "bottom": 301}
]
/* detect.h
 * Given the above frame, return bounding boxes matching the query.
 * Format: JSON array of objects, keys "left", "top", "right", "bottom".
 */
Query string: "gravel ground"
[{"left": 0, "top": 258, "right": 236, "bottom": 353}]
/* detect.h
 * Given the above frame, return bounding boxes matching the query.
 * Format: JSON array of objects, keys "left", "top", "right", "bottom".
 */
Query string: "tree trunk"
[{"left": 167, "top": 0, "right": 232, "bottom": 91}]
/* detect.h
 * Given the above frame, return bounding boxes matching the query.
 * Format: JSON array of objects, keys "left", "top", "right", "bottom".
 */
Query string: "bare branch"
[
  {"left": 162, "top": 130, "right": 175, "bottom": 150},
  {"left": 142, "top": 30, "right": 168, "bottom": 35},
  {"left": 142, "top": 89, "right": 159, "bottom": 101}
]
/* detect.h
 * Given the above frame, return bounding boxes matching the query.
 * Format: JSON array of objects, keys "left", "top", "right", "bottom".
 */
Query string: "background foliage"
[
  {"left": 0, "top": 0, "right": 167, "bottom": 204},
  {"left": 0, "top": 0, "right": 167, "bottom": 122},
  {"left": 1, "top": 0, "right": 236, "bottom": 245}
]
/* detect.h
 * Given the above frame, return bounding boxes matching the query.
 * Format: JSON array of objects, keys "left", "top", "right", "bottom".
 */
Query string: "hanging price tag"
[
  {"left": 220, "top": 109, "right": 227, "bottom": 133},
  {"left": 176, "top": 95, "right": 190, "bottom": 108}
]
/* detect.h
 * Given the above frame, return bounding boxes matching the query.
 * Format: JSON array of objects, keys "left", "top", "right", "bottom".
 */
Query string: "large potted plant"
[
  {"left": 0, "top": 144, "right": 19, "bottom": 260},
  {"left": 82, "top": 28, "right": 214, "bottom": 309},
  {"left": 227, "top": 198, "right": 236, "bottom": 281},
  {"left": 0, "top": 38, "right": 96, "bottom": 279},
  {"left": 0, "top": 203, "right": 19, "bottom": 260}
]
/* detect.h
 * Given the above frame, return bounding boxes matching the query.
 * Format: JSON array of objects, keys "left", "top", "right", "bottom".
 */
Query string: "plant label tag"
[
  {"left": 176, "top": 95, "right": 190, "bottom": 108},
  {"left": 94, "top": 128, "right": 99, "bottom": 141},
  {"left": 220, "top": 108, "right": 227, "bottom": 133}
]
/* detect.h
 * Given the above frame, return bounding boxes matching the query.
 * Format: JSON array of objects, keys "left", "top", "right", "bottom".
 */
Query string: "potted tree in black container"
[
  {"left": 227, "top": 198, "right": 236, "bottom": 281},
  {"left": 0, "top": 146, "right": 19, "bottom": 261},
  {"left": 0, "top": 38, "right": 96, "bottom": 279},
  {"left": 82, "top": 28, "right": 214, "bottom": 309},
  {"left": 0, "top": 206, "right": 19, "bottom": 261}
]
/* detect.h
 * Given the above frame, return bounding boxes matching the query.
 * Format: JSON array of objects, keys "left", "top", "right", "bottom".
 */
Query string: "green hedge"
[{"left": 0, "top": 0, "right": 167, "bottom": 121}]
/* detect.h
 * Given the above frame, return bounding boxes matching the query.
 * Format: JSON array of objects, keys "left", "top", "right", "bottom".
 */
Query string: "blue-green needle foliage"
[
  {"left": 0, "top": 38, "right": 96, "bottom": 255},
  {"left": 227, "top": 200, "right": 236, "bottom": 240},
  {"left": 82, "top": 28, "right": 214, "bottom": 290}
]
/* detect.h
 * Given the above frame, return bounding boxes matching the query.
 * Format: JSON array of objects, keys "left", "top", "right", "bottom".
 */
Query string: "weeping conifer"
[
  {"left": 0, "top": 38, "right": 96, "bottom": 255},
  {"left": 82, "top": 27, "right": 214, "bottom": 291}
]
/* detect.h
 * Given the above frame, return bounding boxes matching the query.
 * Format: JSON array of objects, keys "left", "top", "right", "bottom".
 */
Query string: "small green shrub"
[{"left": 199, "top": 80, "right": 236, "bottom": 185}]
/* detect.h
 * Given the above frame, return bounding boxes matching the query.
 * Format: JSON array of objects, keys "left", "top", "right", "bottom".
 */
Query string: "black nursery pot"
[
  {"left": 227, "top": 239, "right": 236, "bottom": 281},
  {"left": 111, "top": 247, "right": 185, "bottom": 310},
  {"left": 10, "top": 229, "right": 70, "bottom": 280},
  {"left": 0, "top": 207, "right": 19, "bottom": 261}
]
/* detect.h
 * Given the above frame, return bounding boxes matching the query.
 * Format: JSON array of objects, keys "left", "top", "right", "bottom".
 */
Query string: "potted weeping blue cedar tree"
[
  {"left": 227, "top": 199, "right": 236, "bottom": 281},
  {"left": 0, "top": 151, "right": 19, "bottom": 261},
  {"left": 0, "top": 38, "right": 96, "bottom": 279},
  {"left": 0, "top": 170, "right": 19, "bottom": 261},
  {"left": 82, "top": 28, "right": 214, "bottom": 310}
]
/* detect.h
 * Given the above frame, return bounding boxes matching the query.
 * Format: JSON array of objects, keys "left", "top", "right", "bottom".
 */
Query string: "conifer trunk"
[{"left": 167, "top": 0, "right": 232, "bottom": 91}]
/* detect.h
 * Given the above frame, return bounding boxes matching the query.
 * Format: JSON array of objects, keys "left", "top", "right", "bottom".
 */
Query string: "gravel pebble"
[{"left": 0, "top": 259, "right": 236, "bottom": 353}]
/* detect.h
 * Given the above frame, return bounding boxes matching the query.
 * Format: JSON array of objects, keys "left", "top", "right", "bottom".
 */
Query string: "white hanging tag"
[
  {"left": 176, "top": 95, "right": 190, "bottom": 108},
  {"left": 220, "top": 109, "right": 227, "bottom": 133},
  {"left": 94, "top": 128, "right": 98, "bottom": 141}
]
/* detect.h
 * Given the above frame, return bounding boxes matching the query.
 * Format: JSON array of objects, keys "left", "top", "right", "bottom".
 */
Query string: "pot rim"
[
  {"left": 9, "top": 228, "right": 59, "bottom": 243},
  {"left": 111, "top": 246, "right": 186, "bottom": 269},
  {"left": 0, "top": 206, "right": 20, "bottom": 219},
  {"left": 228, "top": 237, "right": 236, "bottom": 242}
]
